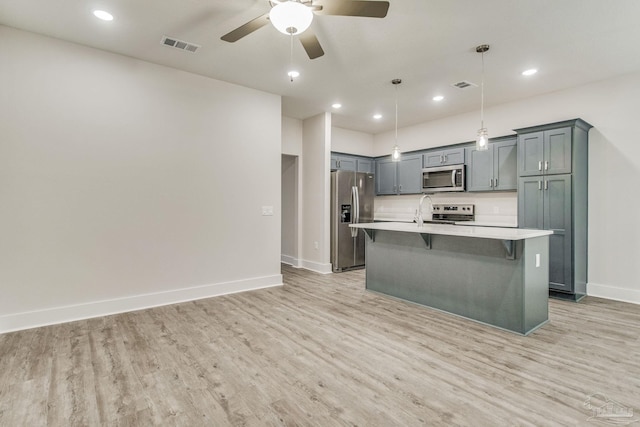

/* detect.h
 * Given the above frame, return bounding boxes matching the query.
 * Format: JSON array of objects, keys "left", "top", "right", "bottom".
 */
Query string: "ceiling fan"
[{"left": 221, "top": 0, "right": 390, "bottom": 60}]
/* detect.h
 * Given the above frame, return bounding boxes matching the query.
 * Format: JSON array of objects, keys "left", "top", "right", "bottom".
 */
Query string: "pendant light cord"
[
  {"left": 395, "top": 83, "right": 398, "bottom": 144},
  {"left": 480, "top": 50, "right": 485, "bottom": 129},
  {"left": 289, "top": 32, "right": 294, "bottom": 82}
]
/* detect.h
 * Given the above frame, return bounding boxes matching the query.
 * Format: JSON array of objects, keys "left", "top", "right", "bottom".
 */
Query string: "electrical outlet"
[
  {"left": 314, "top": 241, "right": 319, "bottom": 250},
  {"left": 536, "top": 253, "right": 541, "bottom": 268},
  {"left": 261, "top": 206, "right": 274, "bottom": 216}
]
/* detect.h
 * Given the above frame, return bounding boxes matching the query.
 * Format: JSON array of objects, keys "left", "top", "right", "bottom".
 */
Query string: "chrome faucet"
[{"left": 415, "top": 194, "right": 432, "bottom": 227}]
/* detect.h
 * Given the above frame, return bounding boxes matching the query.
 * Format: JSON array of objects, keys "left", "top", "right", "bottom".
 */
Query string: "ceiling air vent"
[
  {"left": 161, "top": 36, "right": 200, "bottom": 53},
  {"left": 450, "top": 80, "right": 478, "bottom": 89}
]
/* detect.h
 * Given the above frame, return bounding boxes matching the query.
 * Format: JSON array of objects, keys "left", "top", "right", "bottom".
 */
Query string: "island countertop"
[{"left": 350, "top": 222, "right": 552, "bottom": 241}]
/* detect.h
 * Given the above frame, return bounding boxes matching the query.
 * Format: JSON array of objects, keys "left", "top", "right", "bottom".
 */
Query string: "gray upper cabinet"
[
  {"left": 397, "top": 155, "right": 422, "bottom": 194},
  {"left": 466, "top": 138, "right": 517, "bottom": 192},
  {"left": 375, "top": 159, "right": 398, "bottom": 195},
  {"left": 375, "top": 154, "right": 422, "bottom": 195},
  {"left": 331, "top": 153, "right": 374, "bottom": 173},
  {"left": 423, "top": 147, "right": 465, "bottom": 167},
  {"left": 330, "top": 154, "right": 356, "bottom": 171},
  {"left": 515, "top": 119, "right": 592, "bottom": 299},
  {"left": 356, "top": 158, "right": 374, "bottom": 174},
  {"left": 518, "top": 127, "right": 572, "bottom": 176},
  {"left": 494, "top": 140, "right": 518, "bottom": 190}
]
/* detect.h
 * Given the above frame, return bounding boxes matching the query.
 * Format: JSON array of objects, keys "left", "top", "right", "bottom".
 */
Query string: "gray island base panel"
[{"left": 350, "top": 222, "right": 552, "bottom": 335}]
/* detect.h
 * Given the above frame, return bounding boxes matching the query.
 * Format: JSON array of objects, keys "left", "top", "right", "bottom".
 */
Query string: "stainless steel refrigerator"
[{"left": 330, "top": 170, "right": 374, "bottom": 272}]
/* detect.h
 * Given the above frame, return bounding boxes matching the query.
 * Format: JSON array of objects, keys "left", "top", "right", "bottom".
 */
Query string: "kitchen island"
[{"left": 350, "top": 222, "right": 553, "bottom": 335}]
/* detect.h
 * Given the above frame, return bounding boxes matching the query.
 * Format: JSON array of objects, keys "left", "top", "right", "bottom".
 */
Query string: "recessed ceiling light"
[
  {"left": 373, "top": 114, "right": 382, "bottom": 120},
  {"left": 287, "top": 70, "right": 300, "bottom": 78},
  {"left": 432, "top": 95, "right": 444, "bottom": 102},
  {"left": 332, "top": 103, "right": 342, "bottom": 109},
  {"left": 522, "top": 68, "right": 538, "bottom": 76},
  {"left": 93, "top": 10, "right": 114, "bottom": 21}
]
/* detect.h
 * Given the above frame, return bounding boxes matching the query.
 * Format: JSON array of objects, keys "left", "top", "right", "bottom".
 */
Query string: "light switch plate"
[{"left": 261, "top": 206, "right": 274, "bottom": 216}]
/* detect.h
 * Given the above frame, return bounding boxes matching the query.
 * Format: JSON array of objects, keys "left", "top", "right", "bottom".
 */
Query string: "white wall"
[
  {"left": 282, "top": 116, "right": 303, "bottom": 156},
  {"left": 301, "top": 113, "right": 332, "bottom": 273},
  {"left": 0, "top": 26, "right": 283, "bottom": 333},
  {"left": 281, "top": 116, "right": 303, "bottom": 267},
  {"left": 331, "top": 127, "right": 374, "bottom": 156},
  {"left": 281, "top": 117, "right": 303, "bottom": 267},
  {"left": 281, "top": 155, "right": 299, "bottom": 266},
  {"left": 374, "top": 71, "right": 640, "bottom": 304}
]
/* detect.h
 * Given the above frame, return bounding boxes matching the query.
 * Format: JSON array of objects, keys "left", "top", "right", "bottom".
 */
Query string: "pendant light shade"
[
  {"left": 476, "top": 128, "right": 489, "bottom": 150},
  {"left": 392, "top": 78, "right": 402, "bottom": 161},
  {"left": 475, "top": 44, "right": 490, "bottom": 151},
  {"left": 270, "top": 1, "right": 314, "bottom": 35},
  {"left": 392, "top": 145, "right": 401, "bottom": 160}
]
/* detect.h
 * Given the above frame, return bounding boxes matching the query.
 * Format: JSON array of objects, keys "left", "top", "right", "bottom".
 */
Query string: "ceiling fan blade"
[
  {"left": 299, "top": 32, "right": 325, "bottom": 59},
  {"left": 313, "top": 0, "right": 389, "bottom": 18},
  {"left": 221, "top": 13, "right": 270, "bottom": 42}
]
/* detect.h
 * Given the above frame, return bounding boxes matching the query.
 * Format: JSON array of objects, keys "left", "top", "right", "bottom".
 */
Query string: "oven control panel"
[{"left": 431, "top": 204, "right": 475, "bottom": 221}]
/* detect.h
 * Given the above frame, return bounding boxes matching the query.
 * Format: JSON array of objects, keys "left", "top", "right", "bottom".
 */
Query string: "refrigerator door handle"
[{"left": 350, "top": 186, "right": 359, "bottom": 238}]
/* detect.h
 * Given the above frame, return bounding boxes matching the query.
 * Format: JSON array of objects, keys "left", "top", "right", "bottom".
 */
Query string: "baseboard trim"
[
  {"left": 0, "top": 274, "right": 283, "bottom": 334},
  {"left": 300, "top": 259, "right": 333, "bottom": 275},
  {"left": 281, "top": 254, "right": 301, "bottom": 268},
  {"left": 587, "top": 282, "right": 640, "bottom": 305}
]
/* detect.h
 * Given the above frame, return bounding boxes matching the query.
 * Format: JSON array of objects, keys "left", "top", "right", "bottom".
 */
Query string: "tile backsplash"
[{"left": 374, "top": 191, "right": 518, "bottom": 226}]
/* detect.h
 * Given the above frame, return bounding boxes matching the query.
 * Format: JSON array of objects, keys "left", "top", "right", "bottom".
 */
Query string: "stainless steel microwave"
[{"left": 422, "top": 164, "right": 465, "bottom": 193}]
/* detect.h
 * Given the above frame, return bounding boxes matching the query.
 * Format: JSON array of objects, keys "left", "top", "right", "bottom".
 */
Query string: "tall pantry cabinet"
[{"left": 515, "top": 119, "right": 592, "bottom": 300}]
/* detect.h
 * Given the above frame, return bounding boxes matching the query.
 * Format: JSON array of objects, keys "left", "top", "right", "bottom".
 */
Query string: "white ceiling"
[{"left": 2, "top": 0, "right": 640, "bottom": 133}]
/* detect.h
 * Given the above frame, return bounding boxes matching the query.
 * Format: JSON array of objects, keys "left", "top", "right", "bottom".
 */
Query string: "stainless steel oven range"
[{"left": 426, "top": 203, "right": 475, "bottom": 224}]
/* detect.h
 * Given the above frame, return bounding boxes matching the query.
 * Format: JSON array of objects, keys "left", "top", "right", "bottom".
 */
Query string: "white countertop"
[
  {"left": 350, "top": 222, "right": 552, "bottom": 240},
  {"left": 456, "top": 220, "right": 518, "bottom": 228}
]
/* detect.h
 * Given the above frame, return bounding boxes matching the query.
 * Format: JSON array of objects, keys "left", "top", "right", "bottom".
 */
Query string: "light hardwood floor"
[{"left": 1, "top": 265, "right": 639, "bottom": 426}]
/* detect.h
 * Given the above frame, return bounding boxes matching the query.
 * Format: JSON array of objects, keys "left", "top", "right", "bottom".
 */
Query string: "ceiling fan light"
[{"left": 269, "top": 1, "right": 314, "bottom": 35}]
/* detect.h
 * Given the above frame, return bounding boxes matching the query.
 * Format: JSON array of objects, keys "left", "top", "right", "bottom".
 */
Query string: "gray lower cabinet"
[
  {"left": 466, "top": 138, "right": 517, "bottom": 192},
  {"left": 515, "top": 119, "right": 592, "bottom": 300},
  {"left": 518, "top": 175, "right": 572, "bottom": 292},
  {"left": 375, "top": 154, "right": 422, "bottom": 195},
  {"left": 423, "top": 147, "right": 465, "bottom": 167}
]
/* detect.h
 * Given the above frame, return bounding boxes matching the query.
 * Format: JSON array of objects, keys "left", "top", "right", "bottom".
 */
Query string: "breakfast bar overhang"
[{"left": 350, "top": 222, "right": 553, "bottom": 335}]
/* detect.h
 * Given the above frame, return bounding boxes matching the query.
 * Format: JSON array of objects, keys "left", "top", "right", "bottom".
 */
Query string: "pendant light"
[
  {"left": 475, "top": 44, "right": 490, "bottom": 151},
  {"left": 391, "top": 78, "right": 402, "bottom": 161},
  {"left": 269, "top": 1, "right": 314, "bottom": 36}
]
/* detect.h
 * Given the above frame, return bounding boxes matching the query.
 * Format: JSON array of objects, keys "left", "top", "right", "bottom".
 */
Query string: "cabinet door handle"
[
  {"left": 440, "top": 155, "right": 444, "bottom": 163},
  {"left": 538, "top": 181, "right": 542, "bottom": 190},
  {"left": 444, "top": 154, "right": 448, "bottom": 163},
  {"left": 494, "top": 178, "right": 498, "bottom": 187},
  {"left": 544, "top": 180, "right": 548, "bottom": 190},
  {"left": 538, "top": 161, "right": 542, "bottom": 171},
  {"left": 490, "top": 178, "right": 493, "bottom": 187},
  {"left": 544, "top": 161, "right": 549, "bottom": 171},
  {"left": 399, "top": 184, "right": 403, "bottom": 192}
]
